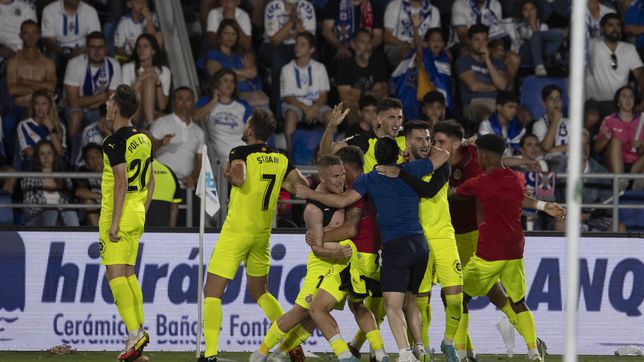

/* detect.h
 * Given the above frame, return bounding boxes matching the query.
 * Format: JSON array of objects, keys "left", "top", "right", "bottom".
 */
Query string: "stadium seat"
[
  {"left": 0, "top": 192, "right": 14, "bottom": 225},
  {"left": 520, "top": 76, "right": 569, "bottom": 120},
  {"left": 618, "top": 191, "right": 644, "bottom": 232},
  {"left": 292, "top": 128, "right": 325, "bottom": 165}
]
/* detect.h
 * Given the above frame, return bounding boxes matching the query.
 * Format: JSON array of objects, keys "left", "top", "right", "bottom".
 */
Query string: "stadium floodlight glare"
[{"left": 565, "top": 0, "right": 588, "bottom": 361}]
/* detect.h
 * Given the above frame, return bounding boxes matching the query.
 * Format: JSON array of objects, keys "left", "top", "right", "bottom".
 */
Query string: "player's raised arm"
[{"left": 223, "top": 159, "right": 246, "bottom": 187}]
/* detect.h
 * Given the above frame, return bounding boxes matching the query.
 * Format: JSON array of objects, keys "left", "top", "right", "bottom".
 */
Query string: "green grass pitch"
[{"left": 0, "top": 352, "right": 628, "bottom": 361}]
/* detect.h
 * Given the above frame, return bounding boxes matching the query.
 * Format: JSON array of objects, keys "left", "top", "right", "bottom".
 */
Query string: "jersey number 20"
[{"left": 128, "top": 157, "right": 152, "bottom": 191}]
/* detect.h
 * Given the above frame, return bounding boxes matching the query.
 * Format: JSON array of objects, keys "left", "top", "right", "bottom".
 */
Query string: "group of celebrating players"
[{"left": 98, "top": 85, "right": 565, "bottom": 362}]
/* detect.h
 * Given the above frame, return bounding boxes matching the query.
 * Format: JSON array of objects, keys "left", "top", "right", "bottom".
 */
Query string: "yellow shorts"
[
  {"left": 463, "top": 255, "right": 527, "bottom": 303},
  {"left": 455, "top": 230, "right": 478, "bottom": 268},
  {"left": 419, "top": 237, "right": 463, "bottom": 293},
  {"left": 295, "top": 253, "right": 336, "bottom": 310},
  {"left": 207, "top": 232, "right": 270, "bottom": 279},
  {"left": 321, "top": 251, "right": 380, "bottom": 303},
  {"left": 99, "top": 212, "right": 145, "bottom": 266}
]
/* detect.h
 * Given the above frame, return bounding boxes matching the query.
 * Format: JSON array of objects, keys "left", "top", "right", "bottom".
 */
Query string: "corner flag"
[{"left": 196, "top": 146, "right": 220, "bottom": 217}]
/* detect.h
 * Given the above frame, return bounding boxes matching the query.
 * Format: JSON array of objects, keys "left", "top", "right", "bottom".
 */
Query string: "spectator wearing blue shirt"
[
  {"left": 624, "top": 0, "right": 644, "bottom": 61},
  {"left": 295, "top": 136, "right": 450, "bottom": 361},
  {"left": 456, "top": 24, "right": 508, "bottom": 125}
]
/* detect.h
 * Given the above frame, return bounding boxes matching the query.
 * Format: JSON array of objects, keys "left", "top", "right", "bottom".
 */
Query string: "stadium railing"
[{"left": 1, "top": 170, "right": 643, "bottom": 232}]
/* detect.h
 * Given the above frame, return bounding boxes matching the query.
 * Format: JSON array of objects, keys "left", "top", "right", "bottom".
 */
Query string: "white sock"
[
  {"left": 128, "top": 329, "right": 139, "bottom": 338},
  {"left": 399, "top": 347, "right": 413, "bottom": 360},
  {"left": 375, "top": 348, "right": 387, "bottom": 361},
  {"left": 456, "top": 349, "right": 468, "bottom": 360},
  {"left": 414, "top": 342, "right": 425, "bottom": 353},
  {"left": 529, "top": 348, "right": 539, "bottom": 357}
]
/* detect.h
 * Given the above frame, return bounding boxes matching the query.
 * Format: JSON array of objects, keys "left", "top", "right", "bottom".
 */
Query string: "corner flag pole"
[
  {"left": 565, "top": 0, "right": 587, "bottom": 361},
  {"left": 196, "top": 144, "right": 207, "bottom": 358}
]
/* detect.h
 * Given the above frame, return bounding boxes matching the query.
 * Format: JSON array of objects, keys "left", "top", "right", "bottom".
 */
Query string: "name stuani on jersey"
[{"left": 257, "top": 155, "right": 279, "bottom": 164}]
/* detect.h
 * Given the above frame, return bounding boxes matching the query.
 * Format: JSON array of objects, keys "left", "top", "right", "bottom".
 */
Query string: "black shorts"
[{"left": 380, "top": 234, "right": 429, "bottom": 294}]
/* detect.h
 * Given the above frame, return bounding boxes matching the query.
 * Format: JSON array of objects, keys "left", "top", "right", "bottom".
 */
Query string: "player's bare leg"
[
  {"left": 384, "top": 291, "right": 421, "bottom": 361},
  {"left": 107, "top": 264, "right": 149, "bottom": 361}
]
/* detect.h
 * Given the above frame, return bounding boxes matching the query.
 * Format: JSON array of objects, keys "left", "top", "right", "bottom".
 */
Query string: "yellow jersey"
[
  {"left": 221, "top": 144, "right": 293, "bottom": 238},
  {"left": 419, "top": 169, "right": 455, "bottom": 241},
  {"left": 100, "top": 126, "right": 152, "bottom": 221},
  {"left": 364, "top": 135, "right": 407, "bottom": 173}
]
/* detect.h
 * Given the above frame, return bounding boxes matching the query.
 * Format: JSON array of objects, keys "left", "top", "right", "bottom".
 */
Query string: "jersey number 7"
[
  {"left": 260, "top": 174, "right": 276, "bottom": 211},
  {"left": 127, "top": 157, "right": 152, "bottom": 192}
]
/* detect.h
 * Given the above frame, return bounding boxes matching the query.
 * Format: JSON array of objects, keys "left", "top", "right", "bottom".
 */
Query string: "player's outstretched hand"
[
  {"left": 295, "top": 183, "right": 312, "bottom": 199},
  {"left": 338, "top": 244, "right": 353, "bottom": 258},
  {"left": 109, "top": 224, "right": 120, "bottom": 242},
  {"left": 328, "top": 102, "right": 350, "bottom": 129},
  {"left": 545, "top": 202, "right": 566, "bottom": 221},
  {"left": 375, "top": 165, "right": 401, "bottom": 178}
]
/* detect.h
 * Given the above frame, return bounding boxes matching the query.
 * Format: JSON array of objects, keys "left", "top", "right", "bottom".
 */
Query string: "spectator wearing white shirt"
[
  {"left": 42, "top": 0, "right": 100, "bottom": 82},
  {"left": 114, "top": 0, "right": 163, "bottom": 60},
  {"left": 585, "top": 13, "right": 644, "bottom": 133},
  {"left": 150, "top": 87, "right": 204, "bottom": 187},
  {"left": 450, "top": 0, "right": 503, "bottom": 47},
  {"left": 64, "top": 32, "right": 121, "bottom": 164},
  {"left": 192, "top": 68, "right": 252, "bottom": 167},
  {"left": 0, "top": 0, "right": 36, "bottom": 59},
  {"left": 280, "top": 32, "right": 332, "bottom": 154},
  {"left": 206, "top": 0, "right": 252, "bottom": 50},
  {"left": 150, "top": 87, "right": 205, "bottom": 226},
  {"left": 383, "top": 0, "right": 440, "bottom": 66},
  {"left": 532, "top": 84, "right": 569, "bottom": 156},
  {"left": 121, "top": 34, "right": 171, "bottom": 126},
  {"left": 260, "top": 0, "right": 316, "bottom": 113}
]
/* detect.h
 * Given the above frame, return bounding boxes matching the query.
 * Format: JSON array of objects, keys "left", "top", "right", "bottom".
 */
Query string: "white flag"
[{"left": 196, "top": 146, "right": 220, "bottom": 217}]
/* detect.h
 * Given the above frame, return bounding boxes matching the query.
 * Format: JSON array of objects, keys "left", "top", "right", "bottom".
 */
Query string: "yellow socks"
[
  {"left": 279, "top": 324, "right": 311, "bottom": 352},
  {"left": 444, "top": 293, "right": 463, "bottom": 341},
  {"left": 126, "top": 275, "right": 144, "bottom": 326},
  {"left": 415, "top": 297, "right": 430, "bottom": 348},
  {"left": 109, "top": 277, "right": 139, "bottom": 332},
  {"left": 516, "top": 311, "right": 537, "bottom": 349},
  {"left": 260, "top": 321, "right": 286, "bottom": 355},
  {"left": 501, "top": 300, "right": 518, "bottom": 325},
  {"left": 329, "top": 334, "right": 351, "bottom": 358},
  {"left": 257, "top": 293, "right": 284, "bottom": 322},
  {"left": 203, "top": 297, "right": 222, "bottom": 358},
  {"left": 454, "top": 312, "right": 469, "bottom": 351},
  {"left": 366, "top": 329, "right": 384, "bottom": 351}
]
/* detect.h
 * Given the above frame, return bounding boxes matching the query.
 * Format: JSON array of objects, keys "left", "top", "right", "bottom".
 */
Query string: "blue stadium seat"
[
  {"left": 292, "top": 128, "right": 325, "bottom": 165},
  {"left": 520, "top": 76, "right": 569, "bottom": 120},
  {"left": 619, "top": 191, "right": 644, "bottom": 232},
  {"left": 0, "top": 192, "right": 14, "bottom": 225}
]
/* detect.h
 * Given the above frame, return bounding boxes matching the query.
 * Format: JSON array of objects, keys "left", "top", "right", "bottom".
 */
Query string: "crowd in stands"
[{"left": 0, "top": 0, "right": 643, "bottom": 231}]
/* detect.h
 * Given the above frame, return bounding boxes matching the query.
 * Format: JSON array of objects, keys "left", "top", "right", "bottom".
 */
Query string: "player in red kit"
[{"left": 453, "top": 134, "right": 565, "bottom": 362}]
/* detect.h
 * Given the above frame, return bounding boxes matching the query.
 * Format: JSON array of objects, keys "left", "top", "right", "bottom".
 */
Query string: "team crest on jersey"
[
  {"left": 453, "top": 169, "right": 462, "bottom": 180},
  {"left": 305, "top": 294, "right": 313, "bottom": 304},
  {"left": 453, "top": 260, "right": 462, "bottom": 274},
  {"left": 99, "top": 239, "right": 106, "bottom": 257}
]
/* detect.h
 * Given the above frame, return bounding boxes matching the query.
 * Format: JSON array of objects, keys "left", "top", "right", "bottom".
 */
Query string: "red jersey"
[
  {"left": 449, "top": 145, "right": 482, "bottom": 234},
  {"left": 349, "top": 196, "right": 381, "bottom": 254},
  {"left": 455, "top": 168, "right": 526, "bottom": 261}
]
